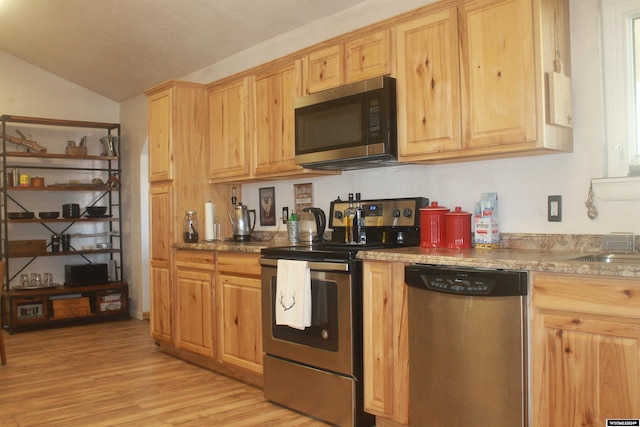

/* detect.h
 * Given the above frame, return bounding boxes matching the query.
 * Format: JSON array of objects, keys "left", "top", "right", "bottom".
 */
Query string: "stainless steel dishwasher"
[{"left": 404, "top": 264, "right": 528, "bottom": 427}]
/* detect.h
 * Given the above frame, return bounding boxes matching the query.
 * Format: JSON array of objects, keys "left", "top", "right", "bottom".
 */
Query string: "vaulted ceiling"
[{"left": 0, "top": 0, "right": 370, "bottom": 102}]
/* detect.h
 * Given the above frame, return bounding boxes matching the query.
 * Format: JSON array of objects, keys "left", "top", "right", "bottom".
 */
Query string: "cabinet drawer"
[
  {"left": 174, "top": 250, "right": 214, "bottom": 268},
  {"left": 96, "top": 291, "right": 126, "bottom": 313},
  {"left": 216, "top": 252, "right": 261, "bottom": 277},
  {"left": 12, "top": 296, "right": 48, "bottom": 322},
  {"left": 52, "top": 297, "right": 91, "bottom": 319},
  {"left": 532, "top": 272, "right": 640, "bottom": 318}
]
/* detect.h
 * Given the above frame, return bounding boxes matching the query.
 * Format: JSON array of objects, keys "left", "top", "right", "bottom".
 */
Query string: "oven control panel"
[{"left": 330, "top": 197, "right": 428, "bottom": 228}]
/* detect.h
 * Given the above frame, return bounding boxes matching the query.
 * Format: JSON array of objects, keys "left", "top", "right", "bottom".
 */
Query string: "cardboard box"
[{"left": 98, "top": 293, "right": 123, "bottom": 312}]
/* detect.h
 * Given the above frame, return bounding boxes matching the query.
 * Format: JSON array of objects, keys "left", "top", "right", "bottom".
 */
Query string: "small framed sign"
[
  {"left": 294, "top": 183, "right": 313, "bottom": 219},
  {"left": 259, "top": 187, "right": 276, "bottom": 226}
]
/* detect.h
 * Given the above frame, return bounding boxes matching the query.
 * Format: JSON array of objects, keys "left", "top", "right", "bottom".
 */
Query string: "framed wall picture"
[
  {"left": 259, "top": 187, "right": 276, "bottom": 226},
  {"left": 294, "top": 183, "right": 313, "bottom": 220}
]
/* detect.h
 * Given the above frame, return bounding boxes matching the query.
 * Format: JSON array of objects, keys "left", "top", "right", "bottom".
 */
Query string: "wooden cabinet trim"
[
  {"left": 216, "top": 252, "right": 261, "bottom": 277},
  {"left": 363, "top": 260, "right": 409, "bottom": 424},
  {"left": 532, "top": 272, "right": 640, "bottom": 318}
]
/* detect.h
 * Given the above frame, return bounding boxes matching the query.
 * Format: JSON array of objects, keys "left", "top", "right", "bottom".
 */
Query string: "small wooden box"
[
  {"left": 8, "top": 240, "right": 47, "bottom": 256},
  {"left": 65, "top": 146, "right": 88, "bottom": 156},
  {"left": 52, "top": 297, "right": 91, "bottom": 319}
]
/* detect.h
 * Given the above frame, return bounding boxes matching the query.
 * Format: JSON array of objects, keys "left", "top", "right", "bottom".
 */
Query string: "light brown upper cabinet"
[
  {"left": 209, "top": 77, "right": 253, "bottom": 181},
  {"left": 254, "top": 60, "right": 304, "bottom": 176},
  {"left": 146, "top": 81, "right": 210, "bottom": 182},
  {"left": 304, "top": 30, "right": 393, "bottom": 94},
  {"left": 147, "top": 87, "right": 174, "bottom": 182},
  {"left": 396, "top": 9, "right": 462, "bottom": 157},
  {"left": 396, "top": 0, "right": 572, "bottom": 163}
]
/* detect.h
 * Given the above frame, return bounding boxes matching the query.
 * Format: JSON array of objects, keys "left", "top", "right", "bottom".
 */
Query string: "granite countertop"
[
  {"left": 173, "top": 233, "right": 640, "bottom": 279},
  {"left": 356, "top": 246, "right": 640, "bottom": 278},
  {"left": 173, "top": 238, "right": 289, "bottom": 254}
]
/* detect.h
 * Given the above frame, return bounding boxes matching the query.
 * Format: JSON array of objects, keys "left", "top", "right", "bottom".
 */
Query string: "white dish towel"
[{"left": 275, "top": 259, "right": 311, "bottom": 330}]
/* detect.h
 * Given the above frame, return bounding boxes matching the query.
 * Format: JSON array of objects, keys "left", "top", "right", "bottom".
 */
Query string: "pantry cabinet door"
[
  {"left": 459, "top": 0, "right": 537, "bottom": 149},
  {"left": 209, "top": 78, "right": 252, "bottom": 179},
  {"left": 149, "top": 184, "right": 173, "bottom": 343},
  {"left": 396, "top": 9, "right": 462, "bottom": 159},
  {"left": 254, "top": 60, "right": 304, "bottom": 175}
]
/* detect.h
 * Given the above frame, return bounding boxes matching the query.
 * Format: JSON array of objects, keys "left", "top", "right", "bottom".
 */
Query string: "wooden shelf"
[
  {"left": 1, "top": 282, "right": 129, "bottom": 333},
  {"left": 6, "top": 186, "right": 114, "bottom": 192},
  {"left": 6, "top": 249, "right": 120, "bottom": 259},
  {"left": 3, "top": 151, "right": 118, "bottom": 161},
  {"left": 0, "top": 115, "right": 119, "bottom": 130},
  {"left": 7, "top": 217, "right": 118, "bottom": 223}
]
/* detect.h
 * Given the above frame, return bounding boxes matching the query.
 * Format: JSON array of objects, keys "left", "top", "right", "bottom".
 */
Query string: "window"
[{"left": 602, "top": 0, "right": 640, "bottom": 177}]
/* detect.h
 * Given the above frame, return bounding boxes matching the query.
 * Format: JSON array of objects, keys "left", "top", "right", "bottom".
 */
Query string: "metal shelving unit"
[{"left": 0, "top": 115, "right": 127, "bottom": 332}]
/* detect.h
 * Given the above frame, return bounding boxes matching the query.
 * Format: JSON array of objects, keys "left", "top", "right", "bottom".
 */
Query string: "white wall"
[{"left": 119, "top": 95, "right": 149, "bottom": 318}]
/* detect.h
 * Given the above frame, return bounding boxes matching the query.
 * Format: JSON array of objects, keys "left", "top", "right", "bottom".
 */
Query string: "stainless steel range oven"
[{"left": 260, "top": 197, "right": 428, "bottom": 427}]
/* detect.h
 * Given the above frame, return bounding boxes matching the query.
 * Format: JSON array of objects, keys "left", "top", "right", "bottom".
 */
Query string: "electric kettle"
[
  {"left": 301, "top": 207, "right": 326, "bottom": 243},
  {"left": 228, "top": 203, "right": 256, "bottom": 242}
]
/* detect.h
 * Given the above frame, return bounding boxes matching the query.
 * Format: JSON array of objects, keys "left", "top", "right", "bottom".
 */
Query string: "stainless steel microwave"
[{"left": 294, "top": 75, "right": 397, "bottom": 170}]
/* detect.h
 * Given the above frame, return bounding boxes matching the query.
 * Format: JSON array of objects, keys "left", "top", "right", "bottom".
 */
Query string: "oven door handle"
[{"left": 259, "top": 258, "right": 350, "bottom": 272}]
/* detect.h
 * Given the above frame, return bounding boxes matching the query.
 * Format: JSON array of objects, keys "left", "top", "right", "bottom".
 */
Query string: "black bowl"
[
  {"left": 39, "top": 211, "right": 60, "bottom": 219},
  {"left": 86, "top": 206, "right": 107, "bottom": 217}
]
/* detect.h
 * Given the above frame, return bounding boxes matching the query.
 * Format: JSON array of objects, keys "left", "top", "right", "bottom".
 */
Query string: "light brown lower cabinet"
[
  {"left": 362, "top": 260, "right": 409, "bottom": 425},
  {"left": 174, "top": 250, "right": 215, "bottom": 358},
  {"left": 531, "top": 272, "right": 640, "bottom": 426},
  {"left": 216, "top": 252, "right": 263, "bottom": 375}
]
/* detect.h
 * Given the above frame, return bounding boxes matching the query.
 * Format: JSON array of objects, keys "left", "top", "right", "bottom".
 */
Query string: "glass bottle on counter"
[
  {"left": 183, "top": 210, "right": 199, "bottom": 243},
  {"left": 345, "top": 193, "right": 355, "bottom": 244},
  {"left": 355, "top": 192, "right": 366, "bottom": 244}
]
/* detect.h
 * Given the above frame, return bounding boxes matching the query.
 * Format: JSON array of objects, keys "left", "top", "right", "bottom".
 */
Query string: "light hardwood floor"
[{"left": 0, "top": 319, "right": 329, "bottom": 426}]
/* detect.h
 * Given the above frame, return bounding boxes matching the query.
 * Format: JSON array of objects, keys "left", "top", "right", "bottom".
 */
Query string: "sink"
[{"left": 569, "top": 252, "right": 640, "bottom": 264}]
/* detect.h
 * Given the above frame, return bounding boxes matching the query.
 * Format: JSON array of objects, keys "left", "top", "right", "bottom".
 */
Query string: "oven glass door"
[{"left": 261, "top": 264, "right": 355, "bottom": 376}]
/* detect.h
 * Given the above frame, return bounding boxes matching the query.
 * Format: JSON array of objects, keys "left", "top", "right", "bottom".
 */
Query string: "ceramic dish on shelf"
[
  {"left": 86, "top": 206, "right": 107, "bottom": 216},
  {"left": 7, "top": 212, "right": 35, "bottom": 219},
  {"left": 39, "top": 211, "right": 60, "bottom": 219}
]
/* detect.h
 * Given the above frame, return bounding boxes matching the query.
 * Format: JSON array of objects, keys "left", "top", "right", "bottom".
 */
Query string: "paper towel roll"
[{"left": 204, "top": 202, "right": 215, "bottom": 241}]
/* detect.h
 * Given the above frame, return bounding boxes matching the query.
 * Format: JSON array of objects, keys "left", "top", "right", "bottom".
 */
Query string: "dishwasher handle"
[{"left": 405, "top": 264, "right": 528, "bottom": 297}]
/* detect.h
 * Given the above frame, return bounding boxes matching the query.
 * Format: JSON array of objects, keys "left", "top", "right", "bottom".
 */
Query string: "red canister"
[
  {"left": 420, "top": 202, "right": 450, "bottom": 247},
  {"left": 444, "top": 206, "right": 472, "bottom": 249}
]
